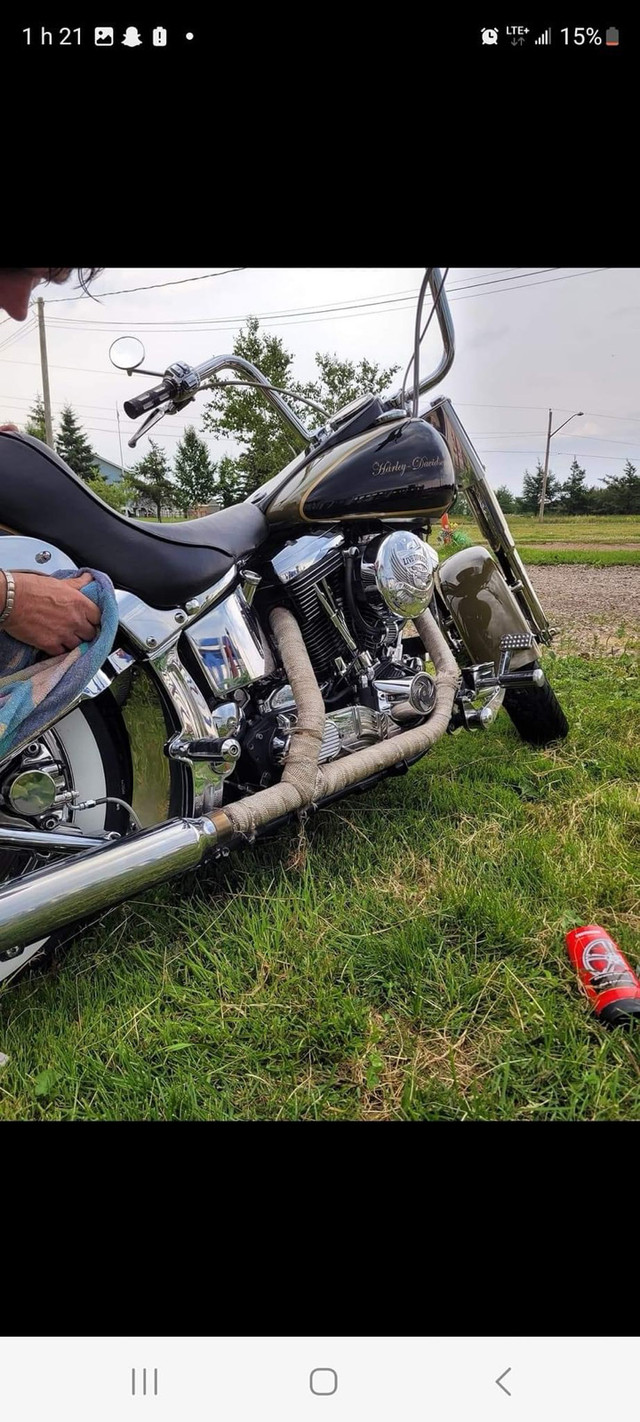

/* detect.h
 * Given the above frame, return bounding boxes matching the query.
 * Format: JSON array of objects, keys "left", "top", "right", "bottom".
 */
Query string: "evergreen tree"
[
  {"left": 560, "top": 458, "right": 592, "bottom": 514},
  {"left": 24, "top": 393, "right": 49, "bottom": 442},
  {"left": 202, "top": 316, "right": 400, "bottom": 501},
  {"left": 56, "top": 403, "right": 100, "bottom": 481},
  {"left": 517, "top": 460, "right": 562, "bottom": 514},
  {"left": 173, "top": 426, "right": 217, "bottom": 515},
  {"left": 129, "top": 440, "right": 176, "bottom": 521},
  {"left": 213, "top": 455, "right": 248, "bottom": 509},
  {"left": 598, "top": 459, "right": 640, "bottom": 514},
  {"left": 493, "top": 484, "right": 516, "bottom": 513}
]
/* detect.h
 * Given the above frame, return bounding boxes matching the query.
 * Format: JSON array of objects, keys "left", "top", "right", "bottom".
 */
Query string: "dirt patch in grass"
[
  {"left": 528, "top": 541, "right": 640, "bottom": 551},
  {"left": 526, "top": 564, "right": 640, "bottom": 655}
]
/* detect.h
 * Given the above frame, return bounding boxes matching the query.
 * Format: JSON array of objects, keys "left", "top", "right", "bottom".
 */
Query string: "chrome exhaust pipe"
[
  {"left": 0, "top": 607, "right": 459, "bottom": 959},
  {"left": 423, "top": 397, "right": 552, "bottom": 645},
  {"left": 0, "top": 814, "right": 230, "bottom": 956}
]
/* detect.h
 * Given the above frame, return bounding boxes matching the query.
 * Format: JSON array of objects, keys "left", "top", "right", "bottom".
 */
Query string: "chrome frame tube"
[
  {"left": 0, "top": 827, "right": 112, "bottom": 852},
  {"left": 424, "top": 397, "right": 552, "bottom": 644}
]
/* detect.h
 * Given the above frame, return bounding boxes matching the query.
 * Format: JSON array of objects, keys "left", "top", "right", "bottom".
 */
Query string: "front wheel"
[{"left": 502, "top": 666, "right": 569, "bottom": 746}]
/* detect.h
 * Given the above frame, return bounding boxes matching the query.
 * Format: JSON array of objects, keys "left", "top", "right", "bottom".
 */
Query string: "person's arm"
[{"left": 0, "top": 570, "right": 101, "bottom": 655}]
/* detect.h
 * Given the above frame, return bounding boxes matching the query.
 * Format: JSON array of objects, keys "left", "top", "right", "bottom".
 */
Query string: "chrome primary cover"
[{"left": 374, "top": 531, "right": 439, "bottom": 618}]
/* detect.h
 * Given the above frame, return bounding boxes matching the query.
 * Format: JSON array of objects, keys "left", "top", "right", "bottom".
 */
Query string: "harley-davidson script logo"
[{"left": 371, "top": 456, "right": 442, "bottom": 478}]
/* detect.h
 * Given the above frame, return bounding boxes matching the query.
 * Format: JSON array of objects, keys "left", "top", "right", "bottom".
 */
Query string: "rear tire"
[
  {"left": 502, "top": 667, "right": 569, "bottom": 746},
  {"left": 0, "top": 695, "right": 132, "bottom": 987}
]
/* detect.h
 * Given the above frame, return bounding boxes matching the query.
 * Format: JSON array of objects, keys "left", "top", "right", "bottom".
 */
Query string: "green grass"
[
  {"left": 434, "top": 513, "right": 640, "bottom": 565},
  {"left": 517, "top": 548, "right": 640, "bottom": 567},
  {"left": 503, "top": 515, "right": 640, "bottom": 544},
  {"left": 1, "top": 646, "right": 639, "bottom": 1120},
  {"left": 448, "top": 514, "right": 640, "bottom": 544}
]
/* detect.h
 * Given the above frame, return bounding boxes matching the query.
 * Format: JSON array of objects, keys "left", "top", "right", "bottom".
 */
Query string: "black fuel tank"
[{"left": 263, "top": 417, "right": 456, "bottom": 526}]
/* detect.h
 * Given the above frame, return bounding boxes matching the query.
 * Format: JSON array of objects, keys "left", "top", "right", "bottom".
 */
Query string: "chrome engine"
[{"left": 271, "top": 527, "right": 437, "bottom": 681}]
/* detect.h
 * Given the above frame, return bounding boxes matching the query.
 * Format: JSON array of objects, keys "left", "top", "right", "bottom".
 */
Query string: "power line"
[
  {"left": 35, "top": 267, "right": 610, "bottom": 337},
  {"left": 478, "top": 449, "right": 637, "bottom": 462},
  {"left": 38, "top": 267, "right": 247, "bottom": 303},
  {"left": 44, "top": 269, "right": 557, "bottom": 329},
  {"left": 0, "top": 317, "right": 38, "bottom": 354}
]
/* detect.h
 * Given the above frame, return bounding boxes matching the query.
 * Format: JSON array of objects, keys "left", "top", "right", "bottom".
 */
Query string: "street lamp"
[{"left": 539, "top": 409, "right": 584, "bottom": 521}]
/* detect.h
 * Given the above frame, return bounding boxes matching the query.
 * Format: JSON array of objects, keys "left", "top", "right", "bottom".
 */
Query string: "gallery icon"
[
  {"left": 152, "top": 26, "right": 167, "bottom": 44},
  {"left": 481, "top": 27, "right": 499, "bottom": 44},
  {"left": 94, "top": 26, "right": 114, "bottom": 43},
  {"left": 122, "top": 26, "right": 143, "bottom": 45}
]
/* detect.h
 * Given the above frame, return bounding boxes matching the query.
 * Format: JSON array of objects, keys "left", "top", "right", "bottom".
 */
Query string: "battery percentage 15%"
[{"left": 561, "top": 27, "right": 602, "bottom": 42}]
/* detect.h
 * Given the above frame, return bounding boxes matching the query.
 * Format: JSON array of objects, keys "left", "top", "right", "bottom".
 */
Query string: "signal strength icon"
[{"left": 535, "top": 27, "right": 552, "bottom": 43}]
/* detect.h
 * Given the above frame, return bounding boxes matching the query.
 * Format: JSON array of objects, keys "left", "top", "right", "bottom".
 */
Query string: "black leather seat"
[{"left": 0, "top": 432, "right": 269, "bottom": 608}]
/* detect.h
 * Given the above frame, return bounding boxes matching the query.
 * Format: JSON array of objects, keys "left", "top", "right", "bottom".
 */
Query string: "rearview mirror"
[{"left": 109, "top": 336, "right": 146, "bottom": 371}]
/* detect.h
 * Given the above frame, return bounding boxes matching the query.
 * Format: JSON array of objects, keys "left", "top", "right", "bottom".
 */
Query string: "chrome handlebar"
[
  {"left": 125, "top": 268, "right": 455, "bottom": 448},
  {"left": 385, "top": 267, "right": 455, "bottom": 414},
  {"left": 190, "top": 355, "right": 313, "bottom": 443}
]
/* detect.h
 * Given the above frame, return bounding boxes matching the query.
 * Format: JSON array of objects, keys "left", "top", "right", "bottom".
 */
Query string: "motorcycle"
[{"left": 0, "top": 269, "right": 568, "bottom": 985}]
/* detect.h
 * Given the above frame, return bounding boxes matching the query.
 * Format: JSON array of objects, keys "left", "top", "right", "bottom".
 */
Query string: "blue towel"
[{"left": 0, "top": 568, "right": 119, "bottom": 759}]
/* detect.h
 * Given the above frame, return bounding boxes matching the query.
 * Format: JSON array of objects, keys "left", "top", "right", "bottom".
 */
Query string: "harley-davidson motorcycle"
[{"left": 0, "top": 269, "right": 568, "bottom": 985}]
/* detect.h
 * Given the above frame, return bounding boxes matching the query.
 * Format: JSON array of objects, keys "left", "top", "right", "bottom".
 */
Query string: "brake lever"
[{"left": 127, "top": 401, "right": 171, "bottom": 449}]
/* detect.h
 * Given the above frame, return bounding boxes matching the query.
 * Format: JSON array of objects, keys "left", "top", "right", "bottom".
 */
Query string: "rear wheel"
[
  {"left": 502, "top": 666, "right": 569, "bottom": 746},
  {"left": 0, "top": 695, "right": 132, "bottom": 986}
]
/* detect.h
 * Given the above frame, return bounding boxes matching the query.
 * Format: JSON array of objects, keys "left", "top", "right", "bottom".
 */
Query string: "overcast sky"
[{"left": 1, "top": 266, "right": 638, "bottom": 496}]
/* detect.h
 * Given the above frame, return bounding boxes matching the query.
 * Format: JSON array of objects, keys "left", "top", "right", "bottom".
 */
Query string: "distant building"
[
  {"left": 94, "top": 454, "right": 220, "bottom": 521},
  {"left": 95, "top": 454, "right": 126, "bottom": 485}
]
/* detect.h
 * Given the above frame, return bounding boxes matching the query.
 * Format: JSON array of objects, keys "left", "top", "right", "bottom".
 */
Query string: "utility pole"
[
  {"left": 539, "top": 408, "right": 553, "bottom": 522},
  {"left": 36, "top": 297, "right": 55, "bottom": 449},
  {"left": 116, "top": 401, "right": 126, "bottom": 480},
  {"left": 539, "top": 408, "right": 584, "bottom": 521}
]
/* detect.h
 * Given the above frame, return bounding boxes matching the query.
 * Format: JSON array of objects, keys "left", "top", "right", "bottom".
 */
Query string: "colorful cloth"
[{"left": 0, "top": 568, "right": 118, "bottom": 759}]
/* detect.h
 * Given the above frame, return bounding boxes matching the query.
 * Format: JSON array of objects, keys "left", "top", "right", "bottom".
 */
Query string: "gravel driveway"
[{"left": 525, "top": 564, "right": 640, "bottom": 653}]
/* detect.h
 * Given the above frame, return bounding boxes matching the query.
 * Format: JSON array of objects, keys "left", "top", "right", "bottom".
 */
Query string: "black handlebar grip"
[{"left": 123, "top": 379, "right": 174, "bottom": 419}]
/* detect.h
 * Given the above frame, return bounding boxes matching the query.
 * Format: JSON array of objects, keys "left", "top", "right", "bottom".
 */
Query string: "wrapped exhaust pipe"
[
  {"left": 0, "top": 606, "right": 460, "bottom": 956},
  {"left": 216, "top": 605, "right": 460, "bottom": 838}
]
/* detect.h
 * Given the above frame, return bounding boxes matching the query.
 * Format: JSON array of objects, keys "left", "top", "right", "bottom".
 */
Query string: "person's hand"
[{"left": 2, "top": 571, "right": 102, "bottom": 655}]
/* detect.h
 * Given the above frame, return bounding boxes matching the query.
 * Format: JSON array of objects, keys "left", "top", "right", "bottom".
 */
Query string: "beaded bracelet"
[{"left": 0, "top": 569, "right": 16, "bottom": 626}]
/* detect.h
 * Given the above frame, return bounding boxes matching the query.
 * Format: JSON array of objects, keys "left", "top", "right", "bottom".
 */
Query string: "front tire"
[
  {"left": 0, "top": 695, "right": 132, "bottom": 986},
  {"left": 502, "top": 666, "right": 569, "bottom": 746}
]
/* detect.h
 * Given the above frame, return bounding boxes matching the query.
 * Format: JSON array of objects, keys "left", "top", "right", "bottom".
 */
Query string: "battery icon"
[{"left": 605, "top": 27, "right": 619, "bottom": 44}]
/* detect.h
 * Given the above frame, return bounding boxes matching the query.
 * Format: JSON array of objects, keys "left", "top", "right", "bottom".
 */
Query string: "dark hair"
[{"left": 47, "top": 267, "right": 104, "bottom": 292}]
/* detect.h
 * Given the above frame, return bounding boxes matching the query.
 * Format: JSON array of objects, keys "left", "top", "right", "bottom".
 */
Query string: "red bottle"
[{"left": 566, "top": 925, "right": 640, "bottom": 1027}]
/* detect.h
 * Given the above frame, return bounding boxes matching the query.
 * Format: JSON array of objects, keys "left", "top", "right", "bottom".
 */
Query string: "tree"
[
  {"left": 560, "top": 458, "right": 592, "bottom": 514},
  {"left": 493, "top": 484, "right": 516, "bottom": 513},
  {"left": 450, "top": 488, "right": 471, "bottom": 517},
  {"left": 202, "top": 316, "right": 400, "bottom": 502},
  {"left": 129, "top": 440, "right": 176, "bottom": 521},
  {"left": 214, "top": 455, "right": 248, "bottom": 509},
  {"left": 303, "top": 351, "right": 400, "bottom": 419},
  {"left": 517, "top": 460, "right": 562, "bottom": 514},
  {"left": 86, "top": 474, "right": 133, "bottom": 514},
  {"left": 24, "top": 393, "right": 49, "bottom": 442},
  {"left": 173, "top": 426, "right": 217, "bottom": 515},
  {"left": 56, "top": 403, "right": 100, "bottom": 482},
  {"left": 597, "top": 459, "right": 640, "bottom": 515}
]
